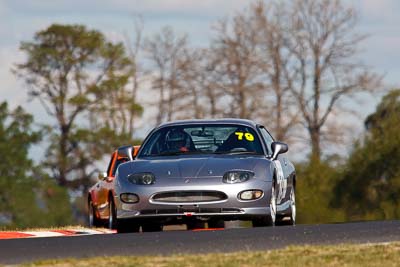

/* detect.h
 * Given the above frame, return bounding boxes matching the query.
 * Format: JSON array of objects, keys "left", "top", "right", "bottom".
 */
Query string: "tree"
[
  {"left": 208, "top": 11, "right": 264, "bottom": 119},
  {"left": 205, "top": 0, "right": 380, "bottom": 157},
  {"left": 144, "top": 26, "right": 196, "bottom": 124},
  {"left": 286, "top": 0, "right": 380, "bottom": 161},
  {"left": 334, "top": 89, "right": 400, "bottom": 221},
  {"left": 200, "top": 48, "right": 226, "bottom": 118},
  {"left": 0, "top": 102, "right": 72, "bottom": 228},
  {"left": 252, "top": 1, "right": 299, "bottom": 141},
  {"left": 15, "top": 24, "right": 142, "bottom": 193},
  {"left": 296, "top": 160, "right": 345, "bottom": 224}
]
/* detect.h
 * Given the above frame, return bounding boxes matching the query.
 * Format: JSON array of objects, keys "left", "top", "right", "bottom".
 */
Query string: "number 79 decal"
[{"left": 235, "top": 132, "right": 254, "bottom": 141}]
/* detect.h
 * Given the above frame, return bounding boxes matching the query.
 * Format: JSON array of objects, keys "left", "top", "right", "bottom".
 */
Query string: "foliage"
[
  {"left": 333, "top": 89, "right": 400, "bottom": 221},
  {"left": 296, "top": 160, "right": 345, "bottom": 224},
  {"left": 15, "top": 24, "right": 143, "bottom": 194},
  {"left": 0, "top": 102, "right": 72, "bottom": 229}
]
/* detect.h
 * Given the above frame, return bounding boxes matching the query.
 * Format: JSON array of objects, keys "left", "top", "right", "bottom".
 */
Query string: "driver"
[{"left": 165, "top": 129, "right": 192, "bottom": 152}]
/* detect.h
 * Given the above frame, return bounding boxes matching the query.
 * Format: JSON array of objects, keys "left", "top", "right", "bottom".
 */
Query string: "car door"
[
  {"left": 258, "top": 126, "right": 289, "bottom": 204},
  {"left": 96, "top": 152, "right": 117, "bottom": 218}
]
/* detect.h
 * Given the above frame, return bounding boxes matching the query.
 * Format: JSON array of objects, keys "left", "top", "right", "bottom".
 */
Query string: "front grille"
[
  {"left": 140, "top": 208, "right": 242, "bottom": 215},
  {"left": 151, "top": 191, "right": 228, "bottom": 203}
]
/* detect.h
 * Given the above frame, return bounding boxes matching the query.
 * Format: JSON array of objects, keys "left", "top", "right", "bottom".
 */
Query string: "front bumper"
[{"left": 114, "top": 178, "right": 272, "bottom": 221}]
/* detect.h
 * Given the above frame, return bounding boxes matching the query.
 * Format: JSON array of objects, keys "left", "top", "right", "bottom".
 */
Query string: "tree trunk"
[
  {"left": 275, "top": 92, "right": 283, "bottom": 140},
  {"left": 239, "top": 88, "right": 247, "bottom": 118},
  {"left": 309, "top": 126, "right": 321, "bottom": 162},
  {"left": 156, "top": 81, "right": 165, "bottom": 125},
  {"left": 58, "top": 125, "right": 69, "bottom": 186}
]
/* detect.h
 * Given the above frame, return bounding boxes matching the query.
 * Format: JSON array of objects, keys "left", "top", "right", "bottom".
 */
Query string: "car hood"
[{"left": 118, "top": 155, "right": 271, "bottom": 179}]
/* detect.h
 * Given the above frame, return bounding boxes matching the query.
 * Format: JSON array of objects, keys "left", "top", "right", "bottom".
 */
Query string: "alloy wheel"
[{"left": 270, "top": 184, "right": 277, "bottom": 225}]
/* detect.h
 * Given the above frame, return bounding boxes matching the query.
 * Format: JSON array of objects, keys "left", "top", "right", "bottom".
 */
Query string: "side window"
[
  {"left": 259, "top": 127, "right": 274, "bottom": 156},
  {"left": 112, "top": 158, "right": 128, "bottom": 176},
  {"left": 106, "top": 153, "right": 115, "bottom": 177}
]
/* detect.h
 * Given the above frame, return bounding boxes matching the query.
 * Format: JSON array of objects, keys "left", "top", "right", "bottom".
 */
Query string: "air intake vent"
[{"left": 152, "top": 191, "right": 227, "bottom": 203}]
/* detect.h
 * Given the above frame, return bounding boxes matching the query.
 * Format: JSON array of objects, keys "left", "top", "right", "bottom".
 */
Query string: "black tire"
[
  {"left": 186, "top": 220, "right": 206, "bottom": 230},
  {"left": 276, "top": 186, "right": 296, "bottom": 226},
  {"left": 107, "top": 196, "right": 117, "bottom": 230},
  {"left": 252, "top": 181, "right": 276, "bottom": 227},
  {"left": 208, "top": 219, "right": 225, "bottom": 229},
  {"left": 275, "top": 215, "right": 286, "bottom": 226},
  {"left": 88, "top": 199, "right": 101, "bottom": 228},
  {"left": 116, "top": 219, "right": 140, "bottom": 233},
  {"left": 287, "top": 187, "right": 296, "bottom": 225},
  {"left": 142, "top": 222, "right": 163, "bottom": 232}
]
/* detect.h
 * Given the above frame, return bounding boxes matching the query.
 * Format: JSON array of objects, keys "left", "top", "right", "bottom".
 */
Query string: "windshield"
[{"left": 139, "top": 124, "right": 264, "bottom": 157}]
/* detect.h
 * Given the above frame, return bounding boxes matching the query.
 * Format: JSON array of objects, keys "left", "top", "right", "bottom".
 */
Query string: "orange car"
[{"left": 88, "top": 145, "right": 140, "bottom": 229}]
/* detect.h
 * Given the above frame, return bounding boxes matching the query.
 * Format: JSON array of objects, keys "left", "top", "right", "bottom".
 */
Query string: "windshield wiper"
[
  {"left": 157, "top": 151, "right": 205, "bottom": 156},
  {"left": 228, "top": 151, "right": 262, "bottom": 155},
  {"left": 213, "top": 151, "right": 261, "bottom": 155},
  {"left": 158, "top": 151, "right": 184, "bottom": 156}
]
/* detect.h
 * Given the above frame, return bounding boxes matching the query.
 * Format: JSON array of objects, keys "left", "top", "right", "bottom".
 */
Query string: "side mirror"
[
  {"left": 117, "top": 145, "right": 134, "bottom": 161},
  {"left": 271, "top": 141, "right": 288, "bottom": 160},
  {"left": 98, "top": 171, "right": 108, "bottom": 181}
]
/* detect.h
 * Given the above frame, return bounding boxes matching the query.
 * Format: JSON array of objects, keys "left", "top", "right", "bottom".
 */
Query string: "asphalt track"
[{"left": 1, "top": 220, "right": 400, "bottom": 265}]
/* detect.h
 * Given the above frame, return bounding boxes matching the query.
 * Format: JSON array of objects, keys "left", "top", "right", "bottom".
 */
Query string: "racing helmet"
[{"left": 165, "top": 129, "right": 189, "bottom": 151}]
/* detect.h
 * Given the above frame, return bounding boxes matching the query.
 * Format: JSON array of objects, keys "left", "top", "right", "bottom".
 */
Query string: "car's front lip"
[
  {"left": 116, "top": 207, "right": 271, "bottom": 219},
  {"left": 114, "top": 178, "right": 272, "bottom": 219}
]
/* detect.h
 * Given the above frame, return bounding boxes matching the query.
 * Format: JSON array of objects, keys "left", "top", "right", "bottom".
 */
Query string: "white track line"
[
  {"left": 0, "top": 228, "right": 116, "bottom": 239},
  {"left": 23, "top": 231, "right": 66, "bottom": 237}
]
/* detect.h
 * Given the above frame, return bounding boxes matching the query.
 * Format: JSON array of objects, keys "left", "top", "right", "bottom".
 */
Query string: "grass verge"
[{"left": 18, "top": 242, "right": 400, "bottom": 267}]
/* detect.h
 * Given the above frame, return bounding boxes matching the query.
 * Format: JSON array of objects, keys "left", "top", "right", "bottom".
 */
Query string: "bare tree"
[
  {"left": 144, "top": 26, "right": 193, "bottom": 124},
  {"left": 201, "top": 48, "right": 231, "bottom": 118},
  {"left": 286, "top": 0, "right": 381, "bottom": 161},
  {"left": 206, "top": 0, "right": 380, "bottom": 159},
  {"left": 125, "top": 17, "right": 146, "bottom": 134},
  {"left": 175, "top": 48, "right": 207, "bottom": 119},
  {"left": 205, "top": 2, "right": 298, "bottom": 141},
  {"left": 209, "top": 12, "right": 265, "bottom": 119},
  {"left": 92, "top": 17, "right": 145, "bottom": 138},
  {"left": 252, "top": 1, "right": 299, "bottom": 141}
]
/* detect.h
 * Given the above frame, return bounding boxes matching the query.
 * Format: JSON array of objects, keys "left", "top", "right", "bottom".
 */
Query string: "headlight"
[
  {"left": 223, "top": 171, "right": 254, "bottom": 184},
  {"left": 239, "top": 190, "right": 263, "bottom": 200},
  {"left": 120, "top": 193, "right": 139, "bottom": 203},
  {"left": 127, "top": 172, "right": 155, "bottom": 185}
]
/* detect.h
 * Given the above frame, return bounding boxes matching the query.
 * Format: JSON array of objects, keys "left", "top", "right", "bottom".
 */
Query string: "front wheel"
[
  {"left": 288, "top": 187, "right": 296, "bottom": 225},
  {"left": 276, "top": 186, "right": 296, "bottom": 226},
  {"left": 252, "top": 182, "right": 276, "bottom": 227},
  {"left": 106, "top": 196, "right": 117, "bottom": 230},
  {"left": 88, "top": 199, "right": 101, "bottom": 228}
]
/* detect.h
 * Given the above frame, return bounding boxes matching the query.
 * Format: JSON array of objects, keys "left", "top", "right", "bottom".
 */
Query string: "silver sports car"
[{"left": 113, "top": 119, "right": 296, "bottom": 232}]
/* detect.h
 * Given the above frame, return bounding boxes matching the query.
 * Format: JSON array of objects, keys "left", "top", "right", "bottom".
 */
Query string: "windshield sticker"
[{"left": 235, "top": 132, "right": 254, "bottom": 141}]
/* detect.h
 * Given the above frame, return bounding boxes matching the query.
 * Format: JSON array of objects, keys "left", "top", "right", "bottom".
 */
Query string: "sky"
[{"left": 0, "top": 0, "right": 399, "bottom": 161}]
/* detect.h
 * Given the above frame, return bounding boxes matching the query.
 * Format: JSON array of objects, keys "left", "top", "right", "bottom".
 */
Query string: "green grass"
[{"left": 19, "top": 242, "right": 400, "bottom": 267}]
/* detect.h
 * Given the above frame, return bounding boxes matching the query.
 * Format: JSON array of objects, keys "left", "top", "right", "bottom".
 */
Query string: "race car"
[
  {"left": 88, "top": 145, "right": 140, "bottom": 229},
  {"left": 112, "top": 119, "right": 296, "bottom": 233}
]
